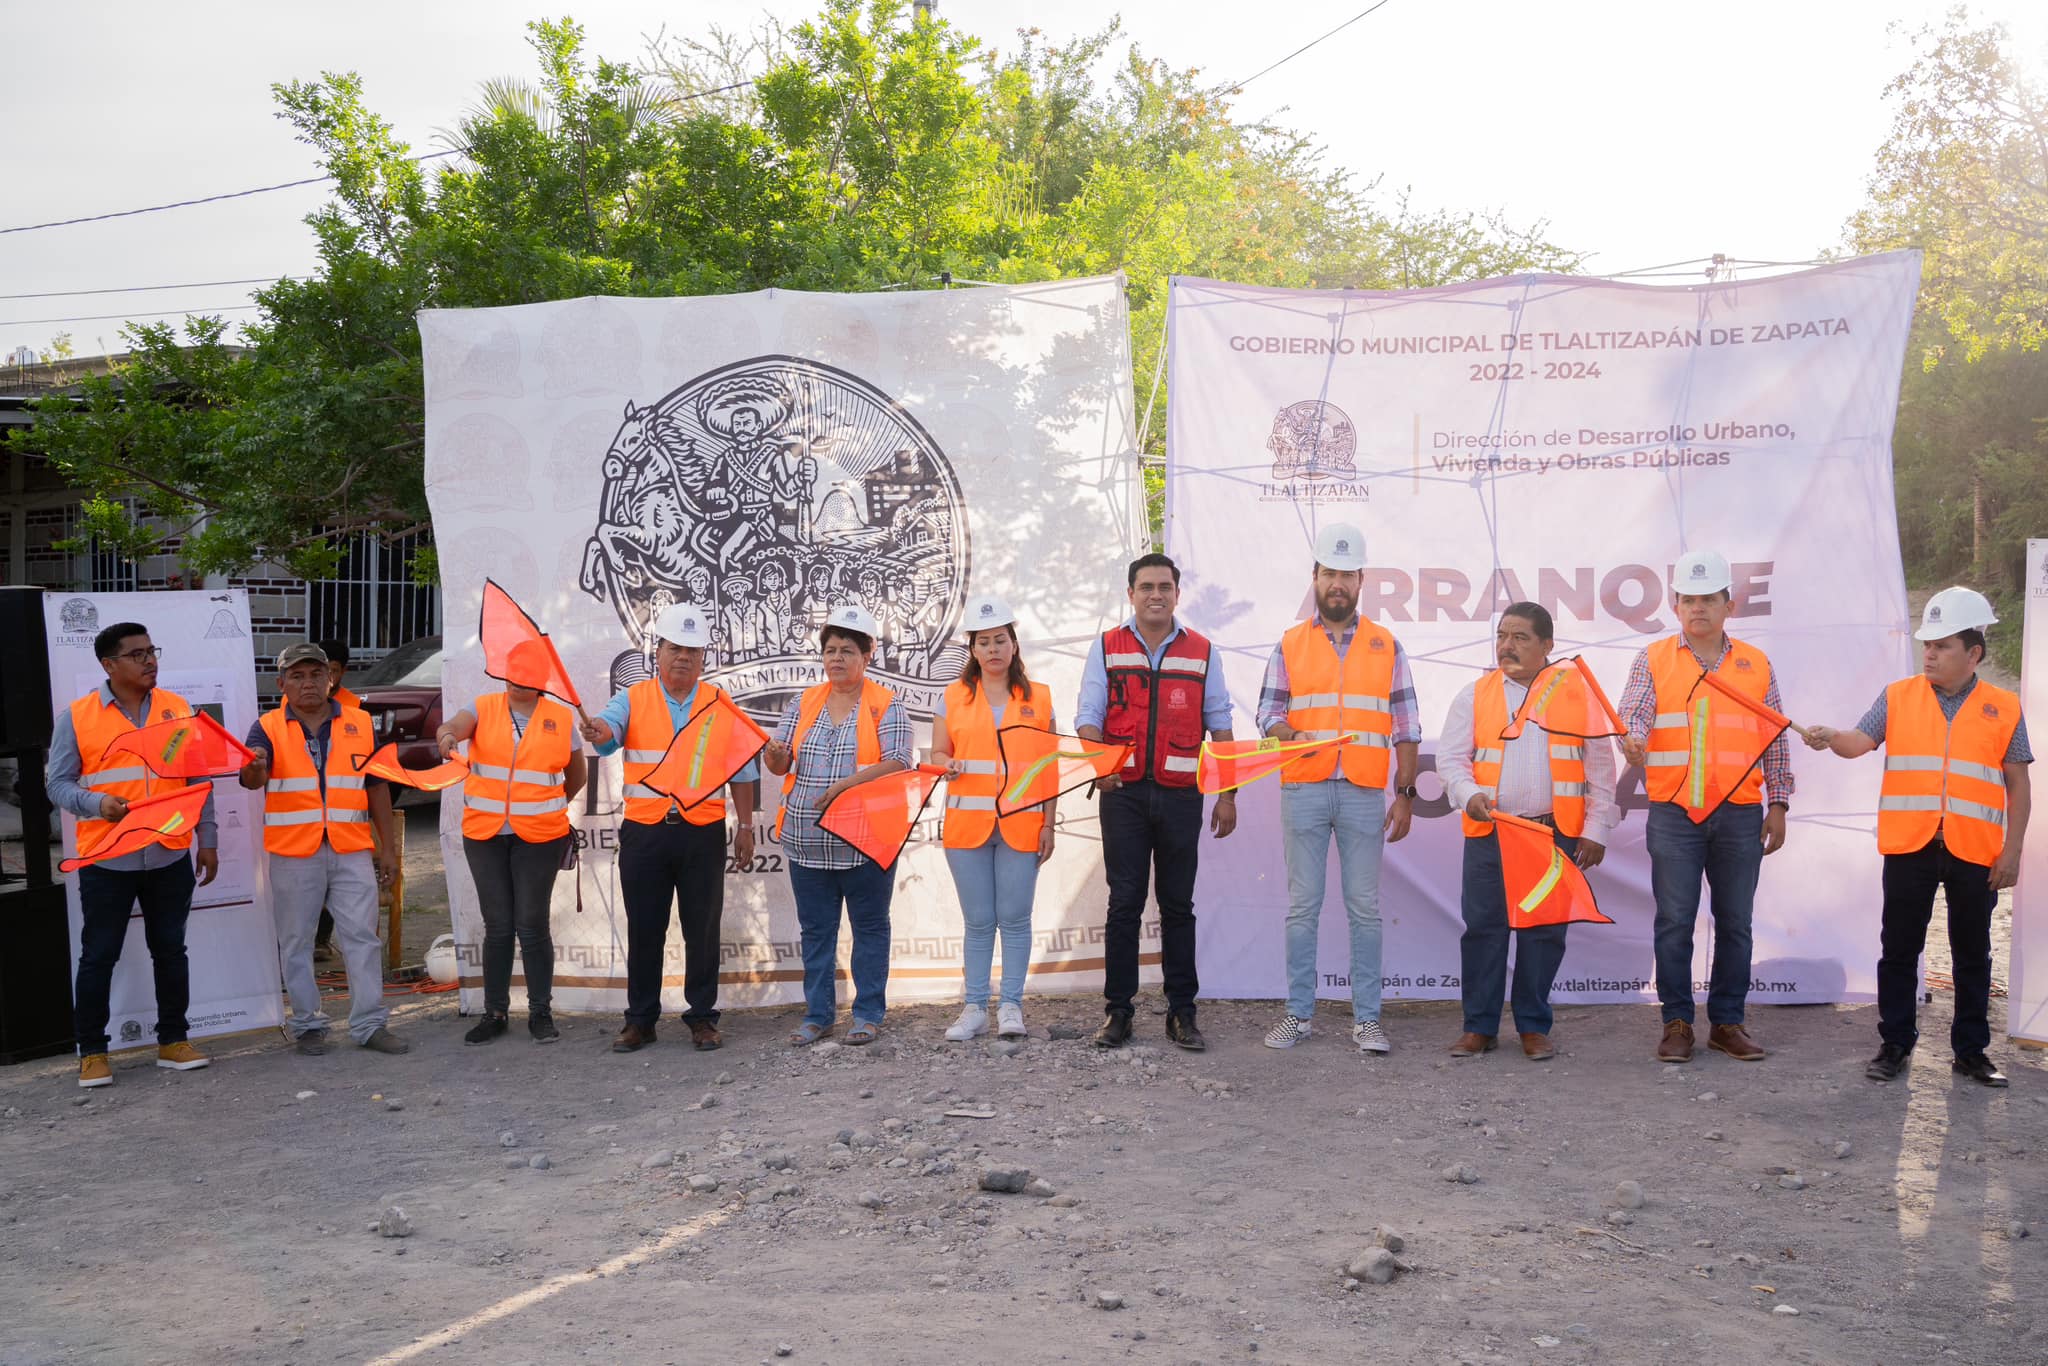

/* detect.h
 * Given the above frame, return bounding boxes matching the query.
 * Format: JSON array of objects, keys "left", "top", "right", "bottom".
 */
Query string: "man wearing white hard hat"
[
  {"left": 1254, "top": 522, "right": 1421, "bottom": 1056},
  {"left": 1802, "top": 587, "right": 2031, "bottom": 1087},
  {"left": 1618, "top": 549, "right": 1793, "bottom": 1064},
  {"left": 580, "top": 604, "right": 758, "bottom": 1053}
]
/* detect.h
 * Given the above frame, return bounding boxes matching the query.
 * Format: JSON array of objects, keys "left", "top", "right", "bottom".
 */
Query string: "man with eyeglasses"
[{"left": 46, "top": 622, "right": 219, "bottom": 1088}]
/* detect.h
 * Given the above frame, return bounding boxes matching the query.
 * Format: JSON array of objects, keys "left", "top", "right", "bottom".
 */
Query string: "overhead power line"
[
  {"left": 0, "top": 303, "right": 263, "bottom": 328},
  {"left": 0, "top": 276, "right": 288, "bottom": 301},
  {"left": 1228, "top": 0, "right": 1398, "bottom": 92}
]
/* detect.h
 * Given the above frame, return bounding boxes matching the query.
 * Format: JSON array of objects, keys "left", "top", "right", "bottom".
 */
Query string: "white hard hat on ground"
[
  {"left": 963, "top": 594, "right": 1016, "bottom": 631},
  {"left": 1915, "top": 586, "right": 1998, "bottom": 641},
  {"left": 652, "top": 603, "right": 713, "bottom": 648},
  {"left": 1672, "top": 550, "right": 1732, "bottom": 596},
  {"left": 825, "top": 603, "right": 882, "bottom": 640},
  {"left": 1313, "top": 522, "right": 1368, "bottom": 572}
]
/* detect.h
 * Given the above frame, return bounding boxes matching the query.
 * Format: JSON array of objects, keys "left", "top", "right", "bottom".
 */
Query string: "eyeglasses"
[{"left": 111, "top": 647, "right": 164, "bottom": 664}]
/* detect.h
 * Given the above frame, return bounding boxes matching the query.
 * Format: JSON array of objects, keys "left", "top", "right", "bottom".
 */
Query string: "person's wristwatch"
[{"left": 1395, "top": 785, "right": 1419, "bottom": 799}]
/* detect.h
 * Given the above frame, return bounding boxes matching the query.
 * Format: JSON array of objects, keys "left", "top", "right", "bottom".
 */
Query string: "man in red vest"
[
  {"left": 1803, "top": 587, "right": 2031, "bottom": 1087},
  {"left": 1076, "top": 553, "right": 1237, "bottom": 1050}
]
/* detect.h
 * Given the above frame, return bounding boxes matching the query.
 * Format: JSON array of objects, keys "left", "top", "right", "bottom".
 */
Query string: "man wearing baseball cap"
[
  {"left": 1802, "top": 587, "right": 2031, "bottom": 1087},
  {"left": 581, "top": 604, "right": 758, "bottom": 1053},
  {"left": 1254, "top": 522, "right": 1421, "bottom": 1055},
  {"left": 1618, "top": 550, "right": 1793, "bottom": 1063}
]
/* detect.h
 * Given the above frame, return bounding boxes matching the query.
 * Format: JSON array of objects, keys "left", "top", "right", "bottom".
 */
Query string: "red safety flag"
[
  {"left": 480, "top": 578, "right": 582, "bottom": 708},
  {"left": 1671, "top": 670, "right": 1793, "bottom": 824},
  {"left": 995, "top": 728, "right": 1133, "bottom": 815},
  {"left": 60, "top": 785, "right": 214, "bottom": 873},
  {"left": 1495, "top": 811, "right": 1614, "bottom": 929},
  {"left": 818, "top": 764, "right": 949, "bottom": 871},
  {"left": 643, "top": 692, "right": 772, "bottom": 809},
  {"left": 357, "top": 743, "right": 472, "bottom": 792},
  {"left": 1498, "top": 657, "right": 1626, "bottom": 741},
  {"left": 1196, "top": 734, "right": 1352, "bottom": 794},
  {"left": 99, "top": 711, "right": 256, "bottom": 779}
]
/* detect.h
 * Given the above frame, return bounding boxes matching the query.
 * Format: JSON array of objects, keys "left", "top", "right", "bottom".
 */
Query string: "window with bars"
[
  {"left": 306, "top": 529, "right": 441, "bottom": 662},
  {"left": 60, "top": 500, "right": 138, "bottom": 592}
]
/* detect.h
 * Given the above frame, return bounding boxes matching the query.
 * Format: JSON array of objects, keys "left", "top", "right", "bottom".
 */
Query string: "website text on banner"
[
  {"left": 420, "top": 278, "right": 1144, "bottom": 1016},
  {"left": 1165, "top": 252, "right": 1921, "bottom": 1006}
]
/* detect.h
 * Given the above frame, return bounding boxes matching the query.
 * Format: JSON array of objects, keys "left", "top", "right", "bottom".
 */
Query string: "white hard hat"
[
  {"left": 1672, "top": 549, "right": 1732, "bottom": 595},
  {"left": 1915, "top": 586, "right": 1998, "bottom": 640},
  {"left": 652, "top": 603, "right": 713, "bottom": 648},
  {"left": 824, "top": 603, "right": 882, "bottom": 640},
  {"left": 1312, "top": 522, "right": 1367, "bottom": 572},
  {"left": 963, "top": 594, "right": 1016, "bottom": 631}
]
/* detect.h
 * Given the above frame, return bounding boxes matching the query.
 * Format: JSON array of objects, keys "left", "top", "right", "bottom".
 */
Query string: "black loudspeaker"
[
  {"left": 0, "top": 586, "right": 53, "bottom": 750},
  {"left": 0, "top": 884, "right": 75, "bottom": 1063}
]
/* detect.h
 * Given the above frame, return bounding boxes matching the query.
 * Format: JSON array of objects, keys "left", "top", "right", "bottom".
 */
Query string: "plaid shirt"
[
  {"left": 771, "top": 692, "right": 915, "bottom": 869},
  {"left": 1253, "top": 618, "right": 1423, "bottom": 746},
  {"left": 1618, "top": 636, "right": 1793, "bottom": 804}
]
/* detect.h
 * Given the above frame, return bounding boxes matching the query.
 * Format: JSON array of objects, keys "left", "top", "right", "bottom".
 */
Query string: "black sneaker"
[
  {"left": 1093, "top": 1009, "right": 1133, "bottom": 1049},
  {"left": 1953, "top": 1054, "right": 2009, "bottom": 1088},
  {"left": 1166, "top": 1010, "right": 1207, "bottom": 1052},
  {"left": 1865, "top": 1042, "right": 1910, "bottom": 1081},
  {"left": 528, "top": 1011, "right": 560, "bottom": 1044},
  {"left": 464, "top": 1014, "right": 508, "bottom": 1046}
]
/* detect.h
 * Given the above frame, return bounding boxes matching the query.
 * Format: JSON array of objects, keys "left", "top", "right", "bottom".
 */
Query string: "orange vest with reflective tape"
[
  {"left": 463, "top": 692, "right": 574, "bottom": 842},
  {"left": 259, "top": 703, "right": 375, "bottom": 856},
  {"left": 1461, "top": 669, "right": 1589, "bottom": 838},
  {"left": 777, "top": 680, "right": 892, "bottom": 839},
  {"left": 1877, "top": 676, "right": 2018, "bottom": 866},
  {"left": 1280, "top": 618, "right": 1397, "bottom": 787},
  {"left": 1644, "top": 636, "right": 1772, "bottom": 808},
  {"left": 621, "top": 679, "right": 730, "bottom": 827},
  {"left": 70, "top": 688, "right": 197, "bottom": 855},
  {"left": 941, "top": 678, "right": 1051, "bottom": 853}
]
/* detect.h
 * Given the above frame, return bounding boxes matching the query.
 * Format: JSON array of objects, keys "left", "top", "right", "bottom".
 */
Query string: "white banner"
[
  {"left": 1166, "top": 253, "right": 1922, "bottom": 1006},
  {"left": 2011, "top": 538, "right": 2048, "bottom": 1044},
  {"left": 420, "top": 278, "right": 1144, "bottom": 1014},
  {"left": 43, "top": 589, "right": 281, "bottom": 1043}
]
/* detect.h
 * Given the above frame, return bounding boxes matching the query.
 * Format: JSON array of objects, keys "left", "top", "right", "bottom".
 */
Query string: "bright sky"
[{"left": 5, "top": 0, "right": 2044, "bottom": 359}]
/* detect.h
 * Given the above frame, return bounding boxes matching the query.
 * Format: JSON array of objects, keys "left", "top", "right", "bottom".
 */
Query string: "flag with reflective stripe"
[
  {"left": 819, "top": 764, "right": 949, "bottom": 870},
  {"left": 1673, "top": 670, "right": 1792, "bottom": 824},
  {"left": 994, "top": 728, "right": 1132, "bottom": 815},
  {"left": 1495, "top": 811, "right": 1613, "bottom": 929},
  {"left": 642, "top": 691, "right": 771, "bottom": 809},
  {"left": 356, "top": 743, "right": 472, "bottom": 791},
  {"left": 480, "top": 578, "right": 583, "bottom": 708},
  {"left": 98, "top": 710, "right": 256, "bottom": 779},
  {"left": 60, "top": 784, "right": 214, "bottom": 872},
  {"left": 1197, "top": 734, "right": 1352, "bottom": 793},
  {"left": 1498, "top": 657, "right": 1625, "bottom": 741}
]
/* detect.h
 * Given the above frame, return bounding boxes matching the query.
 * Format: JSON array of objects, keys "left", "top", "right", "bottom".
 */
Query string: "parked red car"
[{"left": 352, "top": 635, "right": 444, "bottom": 789}]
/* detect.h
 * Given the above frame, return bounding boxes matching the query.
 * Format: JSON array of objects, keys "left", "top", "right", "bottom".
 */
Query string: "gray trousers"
[{"left": 270, "top": 841, "right": 388, "bottom": 1042}]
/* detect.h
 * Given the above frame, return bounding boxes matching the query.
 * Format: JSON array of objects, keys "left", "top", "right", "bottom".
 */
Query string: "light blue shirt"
[
  {"left": 47, "top": 683, "right": 218, "bottom": 871},
  {"left": 1074, "top": 617, "right": 1234, "bottom": 733},
  {"left": 592, "top": 681, "right": 762, "bottom": 784}
]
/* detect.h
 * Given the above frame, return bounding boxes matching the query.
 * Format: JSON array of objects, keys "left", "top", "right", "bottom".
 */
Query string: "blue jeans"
[
  {"left": 1281, "top": 779, "right": 1385, "bottom": 1021},
  {"left": 1648, "top": 800, "right": 1764, "bottom": 1026},
  {"left": 788, "top": 859, "right": 895, "bottom": 1028},
  {"left": 73, "top": 856, "right": 195, "bottom": 1055},
  {"left": 945, "top": 835, "right": 1040, "bottom": 1009},
  {"left": 1459, "top": 828, "right": 1575, "bottom": 1036}
]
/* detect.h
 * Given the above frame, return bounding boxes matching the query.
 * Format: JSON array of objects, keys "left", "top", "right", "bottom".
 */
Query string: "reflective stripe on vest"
[
  {"left": 1099, "top": 625, "right": 1210, "bottom": 789},
  {"left": 621, "top": 681, "right": 727, "bottom": 828},
  {"left": 1876, "top": 676, "right": 2018, "bottom": 865},
  {"left": 1643, "top": 637, "right": 1773, "bottom": 808},
  {"left": 462, "top": 692, "right": 575, "bottom": 843},
  {"left": 1462, "top": 669, "right": 1588, "bottom": 837},
  {"left": 777, "top": 680, "right": 891, "bottom": 839},
  {"left": 258, "top": 703, "right": 376, "bottom": 856},
  {"left": 939, "top": 679, "right": 1050, "bottom": 852},
  {"left": 70, "top": 688, "right": 198, "bottom": 856},
  {"left": 1280, "top": 618, "right": 1398, "bottom": 788}
]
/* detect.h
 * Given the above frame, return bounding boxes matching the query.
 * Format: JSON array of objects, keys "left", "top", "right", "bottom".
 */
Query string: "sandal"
[
  {"left": 844, "top": 1020, "right": 880, "bottom": 1045},
  {"left": 788, "top": 1022, "right": 830, "bottom": 1047}
]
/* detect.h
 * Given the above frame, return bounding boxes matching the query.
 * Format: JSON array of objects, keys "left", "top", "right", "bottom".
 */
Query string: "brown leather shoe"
[
  {"left": 1449, "top": 1032, "right": 1497, "bottom": 1058},
  {"left": 1519, "top": 1032, "right": 1555, "bottom": 1061},
  {"left": 612, "top": 1022, "right": 656, "bottom": 1053},
  {"left": 688, "top": 1019, "right": 723, "bottom": 1051},
  {"left": 1656, "top": 1020, "right": 1694, "bottom": 1063},
  {"left": 1708, "top": 1023, "right": 1765, "bottom": 1061}
]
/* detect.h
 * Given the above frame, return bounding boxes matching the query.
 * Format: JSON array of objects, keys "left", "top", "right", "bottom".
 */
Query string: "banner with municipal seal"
[
  {"left": 2010, "top": 537, "right": 2048, "bottom": 1045},
  {"left": 421, "top": 278, "right": 1144, "bottom": 1015},
  {"left": 1166, "top": 253, "right": 1922, "bottom": 1006}
]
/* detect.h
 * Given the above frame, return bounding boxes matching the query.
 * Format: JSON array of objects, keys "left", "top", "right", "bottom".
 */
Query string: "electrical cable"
[
  {"left": 1226, "top": 0, "right": 1397, "bottom": 92},
  {"left": 0, "top": 304, "right": 262, "bottom": 328},
  {"left": 0, "top": 276, "right": 288, "bottom": 301}
]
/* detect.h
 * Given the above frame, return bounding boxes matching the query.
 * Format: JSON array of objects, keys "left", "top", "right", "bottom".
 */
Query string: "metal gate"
[{"left": 306, "top": 529, "right": 441, "bottom": 662}]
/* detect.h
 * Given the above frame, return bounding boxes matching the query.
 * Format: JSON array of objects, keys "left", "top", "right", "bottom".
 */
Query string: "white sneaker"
[
  {"left": 1352, "top": 1019, "right": 1391, "bottom": 1054},
  {"left": 996, "top": 1003, "right": 1026, "bottom": 1039},
  {"left": 944, "top": 1006, "right": 989, "bottom": 1042},
  {"left": 1264, "top": 1015, "right": 1313, "bottom": 1049}
]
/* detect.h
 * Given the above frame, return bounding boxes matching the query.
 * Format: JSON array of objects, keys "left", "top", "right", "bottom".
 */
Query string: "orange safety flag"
[
  {"left": 480, "top": 578, "right": 583, "bottom": 708},
  {"left": 1675, "top": 670, "right": 1792, "bottom": 824},
  {"left": 357, "top": 742, "right": 472, "bottom": 792},
  {"left": 60, "top": 784, "right": 214, "bottom": 873},
  {"left": 642, "top": 692, "right": 772, "bottom": 810},
  {"left": 995, "top": 728, "right": 1132, "bottom": 815},
  {"left": 818, "top": 764, "right": 949, "bottom": 871},
  {"left": 1495, "top": 811, "right": 1614, "bottom": 929},
  {"left": 1498, "top": 657, "right": 1626, "bottom": 741},
  {"left": 99, "top": 711, "right": 256, "bottom": 778},
  {"left": 1196, "top": 734, "right": 1352, "bottom": 794}
]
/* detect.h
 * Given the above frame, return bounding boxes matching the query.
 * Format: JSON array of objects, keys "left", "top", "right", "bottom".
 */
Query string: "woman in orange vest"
[
  {"left": 933, "top": 595, "right": 1056, "bottom": 1042},
  {"left": 762, "top": 604, "right": 914, "bottom": 1047},
  {"left": 437, "top": 639, "right": 587, "bottom": 1045}
]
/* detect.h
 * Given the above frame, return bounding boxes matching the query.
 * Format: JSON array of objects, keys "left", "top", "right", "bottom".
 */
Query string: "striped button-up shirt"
[
  {"left": 772, "top": 691, "right": 916, "bottom": 869},
  {"left": 1617, "top": 637, "right": 1793, "bottom": 804},
  {"left": 1254, "top": 617, "right": 1423, "bottom": 748}
]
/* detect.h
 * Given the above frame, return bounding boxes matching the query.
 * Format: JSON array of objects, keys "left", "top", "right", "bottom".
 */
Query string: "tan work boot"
[
  {"left": 1449, "top": 1032, "right": 1497, "bottom": 1058},
  {"left": 1709, "top": 1023, "right": 1765, "bottom": 1061},
  {"left": 1656, "top": 1020, "right": 1694, "bottom": 1063},
  {"left": 78, "top": 1053, "right": 113, "bottom": 1089},
  {"left": 156, "top": 1041, "right": 210, "bottom": 1071},
  {"left": 1520, "top": 1032, "right": 1556, "bottom": 1061}
]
